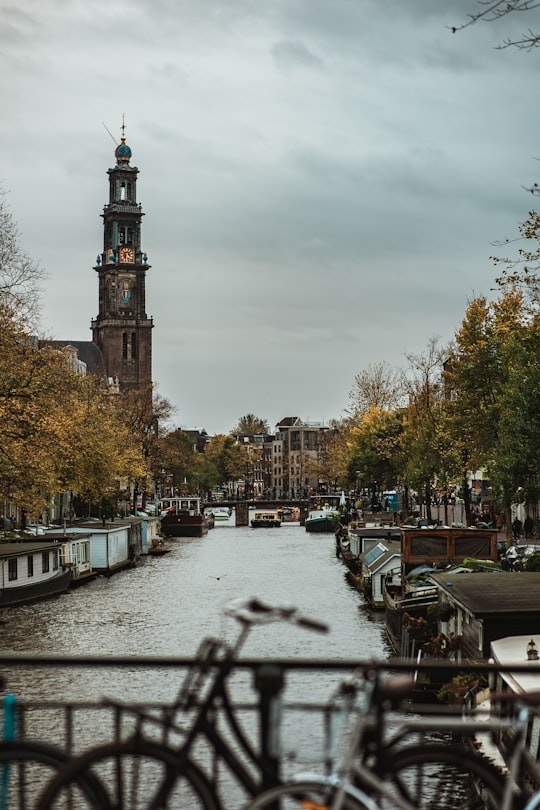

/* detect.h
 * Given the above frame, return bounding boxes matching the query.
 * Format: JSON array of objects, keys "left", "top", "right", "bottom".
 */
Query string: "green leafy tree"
[
  {"left": 205, "top": 434, "right": 247, "bottom": 483},
  {"left": 158, "top": 429, "right": 199, "bottom": 493},
  {"left": 231, "top": 414, "right": 269, "bottom": 437},
  {"left": 347, "top": 406, "right": 404, "bottom": 502}
]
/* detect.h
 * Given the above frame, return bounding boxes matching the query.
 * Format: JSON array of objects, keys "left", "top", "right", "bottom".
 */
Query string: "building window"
[
  {"left": 27, "top": 555, "right": 34, "bottom": 577},
  {"left": 42, "top": 552, "right": 50, "bottom": 573},
  {"left": 131, "top": 332, "right": 136, "bottom": 361},
  {"left": 8, "top": 558, "right": 17, "bottom": 581},
  {"left": 122, "top": 332, "right": 128, "bottom": 361}
]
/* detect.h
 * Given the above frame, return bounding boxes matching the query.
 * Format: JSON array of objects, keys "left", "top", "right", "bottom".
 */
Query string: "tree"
[
  {"left": 0, "top": 188, "right": 45, "bottom": 322},
  {"left": 401, "top": 338, "right": 454, "bottom": 523},
  {"left": 347, "top": 406, "right": 404, "bottom": 503},
  {"left": 0, "top": 306, "right": 146, "bottom": 520},
  {"left": 205, "top": 434, "right": 247, "bottom": 483},
  {"left": 345, "top": 361, "right": 404, "bottom": 423},
  {"left": 305, "top": 421, "right": 351, "bottom": 494},
  {"left": 157, "top": 428, "right": 200, "bottom": 495},
  {"left": 492, "top": 210, "right": 540, "bottom": 300},
  {"left": 116, "top": 385, "right": 174, "bottom": 510},
  {"left": 231, "top": 414, "right": 269, "bottom": 437},
  {"left": 452, "top": 1, "right": 540, "bottom": 50},
  {"left": 445, "top": 290, "right": 532, "bottom": 531}
]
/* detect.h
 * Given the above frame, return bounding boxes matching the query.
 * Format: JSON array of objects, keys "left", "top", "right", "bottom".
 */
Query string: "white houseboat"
[{"left": 0, "top": 541, "right": 71, "bottom": 607}]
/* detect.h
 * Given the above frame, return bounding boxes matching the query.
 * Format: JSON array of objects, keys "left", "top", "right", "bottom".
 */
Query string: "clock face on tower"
[{"left": 120, "top": 246, "right": 134, "bottom": 263}]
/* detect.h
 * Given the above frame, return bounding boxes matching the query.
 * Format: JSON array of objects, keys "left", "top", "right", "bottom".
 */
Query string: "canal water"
[
  {"left": 2, "top": 517, "right": 390, "bottom": 668},
  {"left": 1, "top": 517, "right": 392, "bottom": 804}
]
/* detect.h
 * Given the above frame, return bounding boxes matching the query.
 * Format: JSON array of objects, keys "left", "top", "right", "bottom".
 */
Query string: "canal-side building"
[{"left": 272, "top": 417, "right": 330, "bottom": 497}]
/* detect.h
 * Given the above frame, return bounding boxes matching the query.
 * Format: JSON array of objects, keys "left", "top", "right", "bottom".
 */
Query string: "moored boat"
[
  {"left": 281, "top": 507, "right": 300, "bottom": 522},
  {"left": 0, "top": 541, "right": 72, "bottom": 607},
  {"left": 250, "top": 510, "right": 281, "bottom": 528},
  {"left": 206, "top": 507, "right": 231, "bottom": 522},
  {"left": 159, "top": 496, "right": 213, "bottom": 538},
  {"left": 383, "top": 526, "right": 499, "bottom": 657},
  {"left": 305, "top": 504, "right": 340, "bottom": 533}
]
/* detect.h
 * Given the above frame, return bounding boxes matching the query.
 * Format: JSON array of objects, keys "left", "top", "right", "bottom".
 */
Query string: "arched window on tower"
[
  {"left": 122, "top": 332, "right": 128, "bottom": 361},
  {"left": 126, "top": 227, "right": 133, "bottom": 245},
  {"left": 120, "top": 182, "right": 126, "bottom": 201},
  {"left": 131, "top": 333, "right": 137, "bottom": 361},
  {"left": 126, "top": 182, "right": 132, "bottom": 200}
]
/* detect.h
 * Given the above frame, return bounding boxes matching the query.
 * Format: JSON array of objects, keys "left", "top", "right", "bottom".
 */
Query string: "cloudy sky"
[{"left": 1, "top": 1, "right": 538, "bottom": 435}]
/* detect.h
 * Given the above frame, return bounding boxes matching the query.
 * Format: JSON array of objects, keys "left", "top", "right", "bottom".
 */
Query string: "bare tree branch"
[
  {"left": 0, "top": 187, "right": 46, "bottom": 322},
  {"left": 451, "top": 0, "right": 540, "bottom": 49}
]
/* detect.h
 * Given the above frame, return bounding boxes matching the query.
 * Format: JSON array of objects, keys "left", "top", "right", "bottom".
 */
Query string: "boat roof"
[
  {"left": 430, "top": 571, "right": 540, "bottom": 615},
  {"left": 0, "top": 541, "right": 65, "bottom": 557},
  {"left": 361, "top": 541, "right": 401, "bottom": 574},
  {"left": 491, "top": 634, "right": 540, "bottom": 694}
]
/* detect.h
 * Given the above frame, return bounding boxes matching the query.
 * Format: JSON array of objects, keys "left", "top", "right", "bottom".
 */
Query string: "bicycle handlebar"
[{"left": 223, "top": 597, "right": 329, "bottom": 632}]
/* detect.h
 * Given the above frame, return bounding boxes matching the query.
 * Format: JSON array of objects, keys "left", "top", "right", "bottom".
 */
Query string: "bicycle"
[
  {"left": 35, "top": 596, "right": 329, "bottom": 810},
  {"left": 0, "top": 681, "right": 109, "bottom": 810},
  {"left": 244, "top": 667, "right": 511, "bottom": 810}
]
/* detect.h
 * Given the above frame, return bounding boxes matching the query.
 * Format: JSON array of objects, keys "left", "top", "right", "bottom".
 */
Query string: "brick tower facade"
[{"left": 91, "top": 129, "right": 153, "bottom": 392}]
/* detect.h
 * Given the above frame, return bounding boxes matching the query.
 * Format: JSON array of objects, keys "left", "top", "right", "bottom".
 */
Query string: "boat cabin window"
[
  {"left": 363, "top": 543, "right": 387, "bottom": 567},
  {"left": 8, "top": 558, "right": 17, "bottom": 581},
  {"left": 454, "top": 536, "right": 491, "bottom": 557},
  {"left": 409, "top": 535, "right": 447, "bottom": 557}
]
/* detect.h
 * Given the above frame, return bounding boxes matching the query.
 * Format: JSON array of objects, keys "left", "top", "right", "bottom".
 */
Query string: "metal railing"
[{"left": 2, "top": 656, "right": 540, "bottom": 809}]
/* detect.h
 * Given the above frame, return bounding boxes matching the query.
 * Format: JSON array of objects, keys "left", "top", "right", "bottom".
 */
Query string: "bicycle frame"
[{"left": 105, "top": 599, "right": 326, "bottom": 807}]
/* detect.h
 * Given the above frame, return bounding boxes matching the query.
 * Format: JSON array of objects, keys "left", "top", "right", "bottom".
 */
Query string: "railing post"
[
  {"left": 235, "top": 502, "right": 249, "bottom": 526},
  {"left": 253, "top": 664, "right": 285, "bottom": 796}
]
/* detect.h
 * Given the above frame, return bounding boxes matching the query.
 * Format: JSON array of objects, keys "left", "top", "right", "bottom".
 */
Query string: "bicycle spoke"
[
  {"left": 36, "top": 740, "right": 218, "bottom": 810},
  {"left": 375, "top": 745, "right": 506, "bottom": 810}
]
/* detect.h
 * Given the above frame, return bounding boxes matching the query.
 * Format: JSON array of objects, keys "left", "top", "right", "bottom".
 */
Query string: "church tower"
[{"left": 91, "top": 127, "right": 153, "bottom": 392}]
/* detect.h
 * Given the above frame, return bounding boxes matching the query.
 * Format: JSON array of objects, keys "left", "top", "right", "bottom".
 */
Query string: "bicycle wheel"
[
  {"left": 35, "top": 737, "right": 219, "bottom": 810},
  {"left": 0, "top": 739, "right": 109, "bottom": 810},
  {"left": 374, "top": 744, "right": 507, "bottom": 810},
  {"left": 245, "top": 779, "right": 378, "bottom": 810}
]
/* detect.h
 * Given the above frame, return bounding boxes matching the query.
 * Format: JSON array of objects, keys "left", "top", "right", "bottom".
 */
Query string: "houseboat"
[
  {"left": 0, "top": 541, "right": 71, "bottom": 607},
  {"left": 486, "top": 633, "right": 540, "bottom": 799},
  {"left": 250, "top": 510, "right": 281, "bottom": 528},
  {"left": 357, "top": 538, "right": 402, "bottom": 609},
  {"left": 383, "top": 526, "right": 499, "bottom": 657},
  {"left": 337, "top": 525, "right": 401, "bottom": 575},
  {"left": 53, "top": 532, "right": 96, "bottom": 586},
  {"left": 54, "top": 523, "right": 138, "bottom": 575},
  {"left": 159, "top": 496, "right": 214, "bottom": 538},
  {"left": 429, "top": 571, "right": 540, "bottom": 661},
  {"left": 305, "top": 503, "right": 341, "bottom": 533}
]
